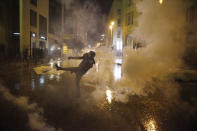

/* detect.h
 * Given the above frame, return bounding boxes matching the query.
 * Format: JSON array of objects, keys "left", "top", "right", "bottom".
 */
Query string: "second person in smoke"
[{"left": 55, "top": 51, "right": 96, "bottom": 97}]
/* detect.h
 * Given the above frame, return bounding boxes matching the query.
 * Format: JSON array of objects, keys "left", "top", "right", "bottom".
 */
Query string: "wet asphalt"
[{"left": 0, "top": 61, "right": 197, "bottom": 131}]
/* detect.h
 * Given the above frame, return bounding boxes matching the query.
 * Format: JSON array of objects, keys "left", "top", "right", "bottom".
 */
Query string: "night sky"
[
  {"left": 95, "top": 0, "right": 114, "bottom": 14},
  {"left": 78, "top": 0, "right": 114, "bottom": 14}
]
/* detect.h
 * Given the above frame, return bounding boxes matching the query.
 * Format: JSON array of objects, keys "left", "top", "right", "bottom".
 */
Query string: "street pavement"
[{"left": 0, "top": 60, "right": 197, "bottom": 131}]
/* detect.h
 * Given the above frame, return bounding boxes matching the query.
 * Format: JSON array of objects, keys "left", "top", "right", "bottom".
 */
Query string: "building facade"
[
  {"left": 108, "top": 0, "right": 197, "bottom": 67},
  {"left": 107, "top": 0, "right": 138, "bottom": 57},
  {"left": 185, "top": 0, "right": 197, "bottom": 66},
  {"left": 20, "top": 0, "right": 49, "bottom": 58},
  {"left": 122, "top": 0, "right": 138, "bottom": 48},
  {"left": 0, "top": 0, "right": 98, "bottom": 59}
]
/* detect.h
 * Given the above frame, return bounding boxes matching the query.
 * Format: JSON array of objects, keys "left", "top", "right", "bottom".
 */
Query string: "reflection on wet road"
[
  {"left": 113, "top": 58, "right": 122, "bottom": 82},
  {"left": 39, "top": 75, "right": 45, "bottom": 85},
  {"left": 0, "top": 60, "right": 197, "bottom": 131},
  {"left": 106, "top": 89, "right": 113, "bottom": 104},
  {"left": 145, "top": 119, "right": 157, "bottom": 131}
]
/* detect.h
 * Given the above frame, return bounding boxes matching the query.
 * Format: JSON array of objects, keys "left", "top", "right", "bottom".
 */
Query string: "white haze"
[
  {"left": 117, "top": 0, "right": 190, "bottom": 98},
  {"left": 0, "top": 85, "right": 60, "bottom": 131},
  {"left": 1, "top": 1, "right": 196, "bottom": 130},
  {"left": 88, "top": 0, "right": 192, "bottom": 103},
  {"left": 59, "top": 0, "right": 105, "bottom": 48}
]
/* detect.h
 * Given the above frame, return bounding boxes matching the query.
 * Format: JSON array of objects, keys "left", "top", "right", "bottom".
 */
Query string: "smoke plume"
[
  {"left": 115, "top": 0, "right": 191, "bottom": 99},
  {"left": 0, "top": 85, "right": 59, "bottom": 131}
]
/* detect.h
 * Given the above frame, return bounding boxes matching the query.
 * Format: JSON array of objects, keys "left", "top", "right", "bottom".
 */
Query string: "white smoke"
[
  {"left": 0, "top": 85, "right": 60, "bottom": 131},
  {"left": 62, "top": 0, "right": 74, "bottom": 10},
  {"left": 112, "top": 0, "right": 191, "bottom": 101}
]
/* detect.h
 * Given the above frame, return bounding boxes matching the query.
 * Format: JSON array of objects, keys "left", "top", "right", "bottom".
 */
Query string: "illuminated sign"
[{"left": 63, "top": 45, "right": 68, "bottom": 54}]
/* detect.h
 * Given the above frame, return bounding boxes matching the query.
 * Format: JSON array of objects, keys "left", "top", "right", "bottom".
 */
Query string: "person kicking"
[{"left": 55, "top": 51, "right": 96, "bottom": 97}]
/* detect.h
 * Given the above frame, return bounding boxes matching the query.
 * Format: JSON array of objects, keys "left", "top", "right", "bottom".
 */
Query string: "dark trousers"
[{"left": 59, "top": 67, "right": 83, "bottom": 96}]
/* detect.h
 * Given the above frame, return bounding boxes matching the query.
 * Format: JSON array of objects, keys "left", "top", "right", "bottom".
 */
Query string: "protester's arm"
[
  {"left": 68, "top": 53, "right": 88, "bottom": 60},
  {"left": 68, "top": 56, "right": 84, "bottom": 59},
  {"left": 93, "top": 59, "right": 95, "bottom": 64}
]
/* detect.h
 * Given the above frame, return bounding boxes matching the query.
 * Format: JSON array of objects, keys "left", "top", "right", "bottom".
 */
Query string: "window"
[
  {"left": 30, "top": 32, "right": 37, "bottom": 47},
  {"left": 127, "top": 12, "right": 134, "bottom": 25},
  {"left": 39, "top": 41, "right": 46, "bottom": 49},
  {"left": 131, "top": 12, "right": 134, "bottom": 24},
  {"left": 30, "top": 10, "right": 37, "bottom": 27},
  {"left": 49, "top": 0, "right": 62, "bottom": 35},
  {"left": 118, "top": 19, "right": 121, "bottom": 26},
  {"left": 117, "top": 30, "right": 121, "bottom": 38},
  {"left": 186, "top": 6, "right": 196, "bottom": 23},
  {"left": 117, "top": 9, "right": 121, "bottom": 15},
  {"left": 30, "top": 0, "right": 37, "bottom": 6},
  {"left": 128, "top": 0, "right": 132, "bottom": 7},
  {"left": 39, "top": 15, "right": 47, "bottom": 39},
  {"left": 127, "top": 13, "right": 131, "bottom": 25}
]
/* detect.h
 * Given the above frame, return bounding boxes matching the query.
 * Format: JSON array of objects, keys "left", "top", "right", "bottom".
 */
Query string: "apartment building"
[
  {"left": 107, "top": 0, "right": 138, "bottom": 56},
  {"left": 20, "top": 0, "right": 49, "bottom": 57}
]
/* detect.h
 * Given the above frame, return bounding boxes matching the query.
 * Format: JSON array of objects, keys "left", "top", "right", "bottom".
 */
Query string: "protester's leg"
[
  {"left": 55, "top": 64, "right": 78, "bottom": 73},
  {"left": 75, "top": 74, "right": 82, "bottom": 97},
  {"left": 55, "top": 64, "right": 82, "bottom": 97}
]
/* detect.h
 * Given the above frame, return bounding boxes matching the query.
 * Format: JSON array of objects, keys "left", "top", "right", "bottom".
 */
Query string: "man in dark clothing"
[
  {"left": 55, "top": 51, "right": 96, "bottom": 97},
  {"left": 23, "top": 48, "right": 28, "bottom": 62}
]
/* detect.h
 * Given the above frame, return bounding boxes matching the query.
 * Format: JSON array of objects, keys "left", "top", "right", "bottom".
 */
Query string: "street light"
[
  {"left": 109, "top": 25, "right": 112, "bottom": 30},
  {"left": 111, "top": 21, "right": 115, "bottom": 26},
  {"left": 109, "top": 21, "right": 115, "bottom": 46},
  {"left": 159, "top": 0, "right": 163, "bottom": 4}
]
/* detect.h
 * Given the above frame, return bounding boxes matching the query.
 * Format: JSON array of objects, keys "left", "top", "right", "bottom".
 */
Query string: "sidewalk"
[{"left": 0, "top": 59, "right": 48, "bottom": 75}]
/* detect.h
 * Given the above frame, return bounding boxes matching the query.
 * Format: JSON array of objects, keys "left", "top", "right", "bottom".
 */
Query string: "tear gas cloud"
[
  {"left": 46, "top": 0, "right": 194, "bottom": 104},
  {"left": 61, "top": 0, "right": 73, "bottom": 9},
  {"left": 118, "top": 0, "right": 190, "bottom": 96},
  {"left": 0, "top": 85, "right": 60, "bottom": 131},
  {"left": 90, "top": 0, "right": 193, "bottom": 103},
  {"left": 84, "top": 47, "right": 115, "bottom": 102},
  {"left": 49, "top": 0, "right": 105, "bottom": 51},
  {"left": 2, "top": 0, "right": 196, "bottom": 130},
  {"left": 1, "top": 1, "right": 196, "bottom": 129}
]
